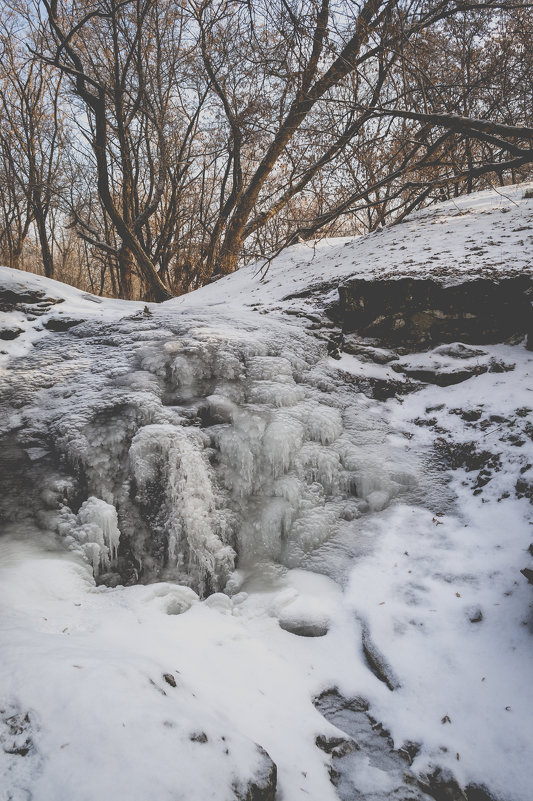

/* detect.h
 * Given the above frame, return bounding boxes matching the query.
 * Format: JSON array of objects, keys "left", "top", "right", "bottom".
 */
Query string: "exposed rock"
[
  {"left": 0, "top": 327, "right": 23, "bottom": 340},
  {"left": 315, "top": 734, "right": 359, "bottom": 756},
  {"left": 338, "top": 276, "right": 532, "bottom": 349},
  {"left": 360, "top": 622, "right": 400, "bottom": 691},
  {"left": 336, "top": 366, "right": 419, "bottom": 400},
  {"left": 0, "top": 283, "right": 64, "bottom": 314},
  {"left": 433, "top": 344, "right": 487, "bottom": 359},
  {"left": 452, "top": 408, "right": 483, "bottom": 422},
  {"left": 234, "top": 745, "right": 277, "bottom": 801},
  {"left": 468, "top": 607, "right": 483, "bottom": 623},
  {"left": 326, "top": 331, "right": 344, "bottom": 359},
  {"left": 44, "top": 316, "right": 85, "bottom": 331},
  {"left": 520, "top": 567, "right": 533, "bottom": 585},
  {"left": 418, "top": 768, "right": 468, "bottom": 801},
  {"left": 314, "top": 689, "right": 432, "bottom": 801},
  {"left": 162, "top": 673, "right": 176, "bottom": 687},
  {"left": 397, "top": 364, "right": 488, "bottom": 387},
  {"left": 342, "top": 337, "right": 399, "bottom": 363},
  {"left": 487, "top": 357, "right": 515, "bottom": 373},
  {"left": 465, "top": 784, "right": 500, "bottom": 801},
  {"left": 189, "top": 731, "right": 208, "bottom": 743},
  {"left": 279, "top": 619, "right": 328, "bottom": 637},
  {"left": 434, "top": 440, "right": 501, "bottom": 476},
  {"left": 0, "top": 705, "right": 34, "bottom": 758},
  {"left": 515, "top": 478, "right": 533, "bottom": 502},
  {"left": 398, "top": 740, "right": 421, "bottom": 766}
]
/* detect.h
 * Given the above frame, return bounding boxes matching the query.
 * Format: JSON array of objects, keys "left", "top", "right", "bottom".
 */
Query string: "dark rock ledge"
[{"left": 337, "top": 276, "right": 532, "bottom": 349}]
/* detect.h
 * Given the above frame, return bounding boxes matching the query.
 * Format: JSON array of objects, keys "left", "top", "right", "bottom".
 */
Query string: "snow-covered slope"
[
  {"left": 1, "top": 184, "right": 532, "bottom": 801},
  {"left": 169, "top": 180, "right": 533, "bottom": 312}
]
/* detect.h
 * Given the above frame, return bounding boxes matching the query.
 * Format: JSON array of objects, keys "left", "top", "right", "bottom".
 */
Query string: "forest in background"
[{"left": 0, "top": 0, "right": 532, "bottom": 301}]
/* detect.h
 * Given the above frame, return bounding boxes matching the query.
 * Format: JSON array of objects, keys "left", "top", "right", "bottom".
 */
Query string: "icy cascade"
[
  {"left": 0, "top": 304, "right": 415, "bottom": 593},
  {"left": 112, "top": 322, "right": 413, "bottom": 591},
  {"left": 129, "top": 424, "right": 235, "bottom": 596}
]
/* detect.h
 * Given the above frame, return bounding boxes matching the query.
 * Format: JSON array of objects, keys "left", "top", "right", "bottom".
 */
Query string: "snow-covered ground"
[{"left": 1, "top": 184, "right": 532, "bottom": 801}]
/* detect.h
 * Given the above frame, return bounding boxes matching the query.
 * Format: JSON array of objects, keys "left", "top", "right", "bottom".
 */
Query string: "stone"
[
  {"left": 465, "top": 784, "right": 499, "bottom": 801},
  {"left": 0, "top": 283, "right": 64, "bottom": 314},
  {"left": 433, "top": 343, "right": 486, "bottom": 359},
  {"left": 487, "top": 358, "right": 515, "bottom": 373},
  {"left": 1, "top": 707, "right": 34, "bottom": 758},
  {"left": 520, "top": 567, "right": 533, "bottom": 585},
  {"left": 162, "top": 673, "right": 176, "bottom": 687},
  {"left": 44, "top": 317, "right": 85, "bottom": 331},
  {"left": 279, "top": 619, "right": 328, "bottom": 637},
  {"left": 315, "top": 734, "right": 358, "bottom": 757},
  {"left": 0, "top": 327, "right": 23, "bottom": 340},
  {"left": 234, "top": 745, "right": 277, "bottom": 801},
  {"left": 398, "top": 740, "right": 421, "bottom": 765},
  {"left": 399, "top": 365, "right": 488, "bottom": 387},
  {"left": 342, "top": 337, "right": 399, "bottom": 363},
  {"left": 418, "top": 767, "right": 468, "bottom": 801},
  {"left": 516, "top": 478, "right": 533, "bottom": 502},
  {"left": 457, "top": 409, "right": 483, "bottom": 422},
  {"left": 189, "top": 731, "right": 208, "bottom": 743},
  {"left": 361, "top": 622, "right": 400, "bottom": 691}
]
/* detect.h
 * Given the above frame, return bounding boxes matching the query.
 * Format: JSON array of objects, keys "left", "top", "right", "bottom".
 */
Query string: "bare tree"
[
  {"left": 2, "top": 0, "right": 530, "bottom": 298},
  {"left": 0, "top": 7, "right": 64, "bottom": 277}
]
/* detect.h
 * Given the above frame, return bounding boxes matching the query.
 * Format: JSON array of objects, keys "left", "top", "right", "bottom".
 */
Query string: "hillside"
[{"left": 0, "top": 184, "right": 532, "bottom": 801}]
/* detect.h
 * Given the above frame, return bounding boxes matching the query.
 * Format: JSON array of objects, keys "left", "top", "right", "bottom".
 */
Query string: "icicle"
[{"left": 77, "top": 497, "right": 121, "bottom": 565}]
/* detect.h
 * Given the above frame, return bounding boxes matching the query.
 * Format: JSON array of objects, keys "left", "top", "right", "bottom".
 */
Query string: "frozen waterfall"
[{"left": 1, "top": 307, "right": 417, "bottom": 595}]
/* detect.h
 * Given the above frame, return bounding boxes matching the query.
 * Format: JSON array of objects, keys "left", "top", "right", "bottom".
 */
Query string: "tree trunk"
[
  {"left": 34, "top": 201, "right": 54, "bottom": 278},
  {"left": 118, "top": 245, "right": 135, "bottom": 299}
]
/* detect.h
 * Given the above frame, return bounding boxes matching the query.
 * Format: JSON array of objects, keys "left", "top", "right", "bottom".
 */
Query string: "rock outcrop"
[{"left": 337, "top": 276, "right": 532, "bottom": 349}]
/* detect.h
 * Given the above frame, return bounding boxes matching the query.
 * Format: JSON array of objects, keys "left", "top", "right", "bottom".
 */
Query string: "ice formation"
[
  {"left": 129, "top": 424, "right": 235, "bottom": 595},
  {"left": 58, "top": 497, "right": 121, "bottom": 576},
  {"left": 0, "top": 300, "right": 414, "bottom": 594}
]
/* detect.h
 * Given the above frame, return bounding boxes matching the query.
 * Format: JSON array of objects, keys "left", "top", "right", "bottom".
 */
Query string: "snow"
[
  {"left": 163, "top": 180, "right": 533, "bottom": 316},
  {"left": 1, "top": 183, "right": 533, "bottom": 801}
]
